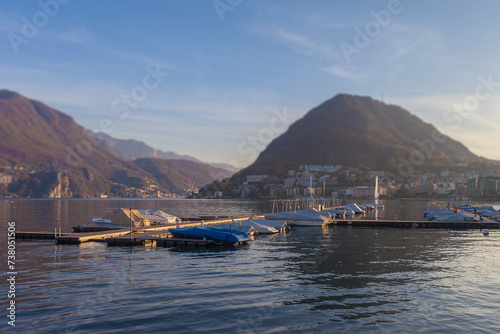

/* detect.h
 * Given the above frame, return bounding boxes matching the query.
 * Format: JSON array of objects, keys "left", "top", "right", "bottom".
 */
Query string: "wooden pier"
[
  {"left": 331, "top": 219, "right": 500, "bottom": 229},
  {"left": 55, "top": 228, "right": 134, "bottom": 244},
  {"left": 72, "top": 226, "right": 121, "bottom": 233},
  {"left": 15, "top": 215, "right": 264, "bottom": 245},
  {"left": 15, "top": 212, "right": 498, "bottom": 248},
  {"left": 16, "top": 231, "right": 58, "bottom": 240}
]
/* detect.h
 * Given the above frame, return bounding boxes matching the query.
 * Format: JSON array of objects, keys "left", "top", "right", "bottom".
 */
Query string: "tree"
[{"left": 393, "top": 184, "right": 413, "bottom": 198}]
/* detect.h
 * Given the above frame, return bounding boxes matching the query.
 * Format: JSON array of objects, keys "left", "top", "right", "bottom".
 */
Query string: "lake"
[{"left": 1, "top": 199, "right": 499, "bottom": 333}]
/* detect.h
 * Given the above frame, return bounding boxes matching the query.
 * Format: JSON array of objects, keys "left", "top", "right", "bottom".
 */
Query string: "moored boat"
[
  {"left": 168, "top": 226, "right": 251, "bottom": 246},
  {"left": 91, "top": 217, "right": 112, "bottom": 226},
  {"left": 92, "top": 208, "right": 179, "bottom": 227},
  {"left": 336, "top": 204, "right": 365, "bottom": 214},
  {"left": 216, "top": 219, "right": 289, "bottom": 235},
  {"left": 321, "top": 208, "right": 353, "bottom": 218},
  {"left": 265, "top": 208, "right": 333, "bottom": 227},
  {"left": 139, "top": 209, "right": 180, "bottom": 225}
]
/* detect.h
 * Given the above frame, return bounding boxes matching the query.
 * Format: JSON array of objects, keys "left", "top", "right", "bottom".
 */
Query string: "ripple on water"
[{"left": 3, "top": 200, "right": 500, "bottom": 333}]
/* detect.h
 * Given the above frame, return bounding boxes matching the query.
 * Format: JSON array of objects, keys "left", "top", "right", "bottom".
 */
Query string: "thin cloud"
[
  {"left": 381, "top": 24, "right": 445, "bottom": 62},
  {"left": 323, "top": 65, "right": 369, "bottom": 81},
  {"left": 45, "top": 26, "right": 174, "bottom": 68},
  {"left": 47, "top": 27, "right": 94, "bottom": 46},
  {"left": 252, "top": 23, "right": 341, "bottom": 60}
]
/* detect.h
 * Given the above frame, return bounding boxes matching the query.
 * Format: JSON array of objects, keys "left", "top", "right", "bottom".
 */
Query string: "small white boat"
[
  {"left": 360, "top": 204, "right": 374, "bottom": 210},
  {"left": 321, "top": 208, "right": 354, "bottom": 217},
  {"left": 139, "top": 209, "right": 180, "bottom": 225},
  {"left": 91, "top": 208, "right": 180, "bottom": 227},
  {"left": 338, "top": 204, "right": 364, "bottom": 214},
  {"left": 217, "top": 219, "right": 289, "bottom": 235},
  {"left": 265, "top": 209, "right": 333, "bottom": 227},
  {"left": 91, "top": 217, "right": 112, "bottom": 226}
]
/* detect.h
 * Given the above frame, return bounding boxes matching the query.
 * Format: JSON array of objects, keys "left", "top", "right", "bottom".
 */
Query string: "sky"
[{"left": 2, "top": 0, "right": 500, "bottom": 168}]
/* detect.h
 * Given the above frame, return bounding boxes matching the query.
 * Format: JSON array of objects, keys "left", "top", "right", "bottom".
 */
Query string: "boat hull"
[
  {"left": 288, "top": 220, "right": 328, "bottom": 227},
  {"left": 91, "top": 218, "right": 115, "bottom": 227},
  {"left": 266, "top": 217, "right": 331, "bottom": 227}
]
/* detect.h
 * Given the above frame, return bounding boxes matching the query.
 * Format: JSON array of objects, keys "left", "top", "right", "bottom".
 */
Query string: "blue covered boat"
[{"left": 168, "top": 226, "right": 251, "bottom": 246}]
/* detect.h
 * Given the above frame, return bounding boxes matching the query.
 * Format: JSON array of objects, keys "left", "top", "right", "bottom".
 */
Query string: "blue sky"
[{"left": 2, "top": 0, "right": 500, "bottom": 167}]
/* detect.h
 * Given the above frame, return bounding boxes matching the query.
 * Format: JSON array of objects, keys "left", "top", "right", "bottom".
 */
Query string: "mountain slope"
[
  {"left": 88, "top": 130, "right": 239, "bottom": 173},
  {"left": 0, "top": 90, "right": 125, "bottom": 197},
  {"left": 0, "top": 90, "right": 231, "bottom": 197},
  {"left": 237, "top": 94, "right": 479, "bottom": 177},
  {"left": 133, "top": 158, "right": 232, "bottom": 193}
]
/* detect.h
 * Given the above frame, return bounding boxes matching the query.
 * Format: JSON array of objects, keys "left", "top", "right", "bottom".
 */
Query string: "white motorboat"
[
  {"left": 91, "top": 208, "right": 180, "bottom": 227},
  {"left": 338, "top": 204, "right": 365, "bottom": 214},
  {"left": 321, "top": 208, "right": 353, "bottom": 218},
  {"left": 91, "top": 217, "right": 112, "bottom": 226},
  {"left": 217, "top": 219, "right": 289, "bottom": 235},
  {"left": 265, "top": 208, "right": 333, "bottom": 227},
  {"left": 139, "top": 209, "right": 180, "bottom": 225}
]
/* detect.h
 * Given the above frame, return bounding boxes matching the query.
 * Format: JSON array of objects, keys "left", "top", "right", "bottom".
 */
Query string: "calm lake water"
[{"left": 1, "top": 199, "right": 500, "bottom": 333}]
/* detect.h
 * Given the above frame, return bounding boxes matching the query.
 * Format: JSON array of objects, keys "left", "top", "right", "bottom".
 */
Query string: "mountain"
[
  {"left": 133, "top": 158, "right": 231, "bottom": 192},
  {"left": 0, "top": 90, "right": 231, "bottom": 197},
  {"left": 235, "top": 94, "right": 480, "bottom": 178},
  {"left": 87, "top": 130, "right": 239, "bottom": 173},
  {"left": 0, "top": 90, "right": 110, "bottom": 167}
]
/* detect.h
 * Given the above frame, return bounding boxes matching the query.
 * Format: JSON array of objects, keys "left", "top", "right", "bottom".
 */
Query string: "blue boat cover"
[{"left": 169, "top": 226, "right": 250, "bottom": 244}]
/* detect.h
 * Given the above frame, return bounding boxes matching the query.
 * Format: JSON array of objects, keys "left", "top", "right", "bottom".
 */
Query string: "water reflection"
[
  {"left": 3, "top": 198, "right": 274, "bottom": 233},
  {"left": 2, "top": 199, "right": 500, "bottom": 333},
  {"left": 282, "top": 227, "right": 464, "bottom": 325}
]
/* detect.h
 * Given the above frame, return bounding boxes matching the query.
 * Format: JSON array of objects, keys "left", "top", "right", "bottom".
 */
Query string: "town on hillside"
[{"left": 198, "top": 164, "right": 500, "bottom": 200}]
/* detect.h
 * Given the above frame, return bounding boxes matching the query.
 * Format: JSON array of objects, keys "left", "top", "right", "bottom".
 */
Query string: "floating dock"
[
  {"left": 72, "top": 226, "right": 121, "bottom": 233},
  {"left": 16, "top": 231, "right": 58, "bottom": 240},
  {"left": 331, "top": 219, "right": 499, "bottom": 229},
  {"left": 54, "top": 228, "right": 134, "bottom": 245},
  {"left": 106, "top": 236, "right": 218, "bottom": 248},
  {"left": 16, "top": 215, "right": 264, "bottom": 245},
  {"left": 15, "top": 212, "right": 498, "bottom": 247}
]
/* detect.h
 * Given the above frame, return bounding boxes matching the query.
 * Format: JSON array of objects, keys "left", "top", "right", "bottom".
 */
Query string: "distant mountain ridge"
[
  {"left": 0, "top": 90, "right": 231, "bottom": 197},
  {"left": 87, "top": 130, "right": 239, "bottom": 173},
  {"left": 235, "top": 93, "right": 481, "bottom": 178}
]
